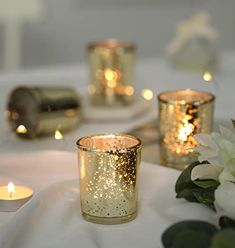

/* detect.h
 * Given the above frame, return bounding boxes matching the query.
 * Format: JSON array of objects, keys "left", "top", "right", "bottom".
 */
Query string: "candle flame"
[
  {"left": 178, "top": 123, "right": 194, "bottom": 142},
  {"left": 203, "top": 71, "right": 213, "bottom": 81},
  {"left": 141, "top": 89, "right": 153, "bottom": 100},
  {"left": 54, "top": 130, "right": 63, "bottom": 140},
  {"left": 8, "top": 182, "right": 15, "bottom": 198},
  {"left": 16, "top": 125, "right": 27, "bottom": 134},
  {"left": 104, "top": 68, "right": 119, "bottom": 82}
]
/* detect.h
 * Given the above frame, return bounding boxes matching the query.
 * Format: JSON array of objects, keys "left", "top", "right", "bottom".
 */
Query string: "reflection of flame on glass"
[
  {"left": 178, "top": 123, "right": 194, "bottom": 142},
  {"left": 54, "top": 130, "right": 63, "bottom": 140},
  {"left": 9, "top": 111, "right": 19, "bottom": 120},
  {"left": 104, "top": 68, "right": 119, "bottom": 82},
  {"left": 107, "top": 80, "right": 117, "bottom": 88},
  {"left": 141, "top": 89, "right": 153, "bottom": 100},
  {"left": 203, "top": 71, "right": 213, "bottom": 82},
  {"left": 80, "top": 156, "right": 86, "bottom": 179},
  {"left": 104, "top": 68, "right": 120, "bottom": 88},
  {"left": 125, "top": 86, "right": 134, "bottom": 96},
  {"left": 8, "top": 182, "right": 15, "bottom": 198},
  {"left": 16, "top": 125, "right": 27, "bottom": 134}
]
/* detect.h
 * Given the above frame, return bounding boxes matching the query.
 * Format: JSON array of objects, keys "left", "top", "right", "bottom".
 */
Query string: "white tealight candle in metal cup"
[{"left": 0, "top": 182, "right": 33, "bottom": 212}]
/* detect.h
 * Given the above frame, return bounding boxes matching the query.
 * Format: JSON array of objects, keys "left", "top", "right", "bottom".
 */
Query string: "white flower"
[
  {"left": 191, "top": 126, "right": 235, "bottom": 183},
  {"left": 214, "top": 181, "right": 235, "bottom": 219},
  {"left": 191, "top": 125, "right": 235, "bottom": 219}
]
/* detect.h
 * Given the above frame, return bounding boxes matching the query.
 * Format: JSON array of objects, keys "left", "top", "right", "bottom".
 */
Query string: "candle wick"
[{"left": 9, "top": 191, "right": 13, "bottom": 199}]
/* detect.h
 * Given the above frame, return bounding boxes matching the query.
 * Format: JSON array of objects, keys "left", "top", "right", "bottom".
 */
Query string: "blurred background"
[{"left": 0, "top": 0, "right": 234, "bottom": 71}]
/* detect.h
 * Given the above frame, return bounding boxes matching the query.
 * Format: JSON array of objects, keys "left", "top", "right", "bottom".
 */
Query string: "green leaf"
[
  {"left": 175, "top": 160, "right": 218, "bottom": 209},
  {"left": 175, "top": 161, "right": 207, "bottom": 202},
  {"left": 193, "top": 179, "right": 219, "bottom": 189},
  {"left": 219, "top": 216, "right": 235, "bottom": 229},
  {"left": 176, "top": 188, "right": 199, "bottom": 202},
  {"left": 162, "top": 220, "right": 218, "bottom": 248},
  {"left": 211, "top": 229, "right": 235, "bottom": 248},
  {"left": 192, "top": 186, "right": 217, "bottom": 211}
]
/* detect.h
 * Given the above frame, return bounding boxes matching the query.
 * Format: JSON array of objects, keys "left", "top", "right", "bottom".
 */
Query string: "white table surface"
[
  {"left": 0, "top": 152, "right": 215, "bottom": 248},
  {"left": 0, "top": 52, "right": 234, "bottom": 247}
]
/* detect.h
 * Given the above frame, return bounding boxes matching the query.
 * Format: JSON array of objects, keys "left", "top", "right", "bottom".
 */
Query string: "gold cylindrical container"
[
  {"left": 158, "top": 89, "right": 215, "bottom": 170},
  {"left": 76, "top": 134, "right": 142, "bottom": 224},
  {"left": 7, "top": 86, "right": 82, "bottom": 138},
  {"left": 87, "top": 39, "right": 136, "bottom": 106}
]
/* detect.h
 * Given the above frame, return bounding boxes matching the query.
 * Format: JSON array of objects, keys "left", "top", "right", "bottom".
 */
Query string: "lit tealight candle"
[
  {"left": 76, "top": 134, "right": 142, "bottom": 224},
  {"left": 0, "top": 182, "right": 33, "bottom": 212},
  {"left": 158, "top": 89, "right": 215, "bottom": 169},
  {"left": 87, "top": 39, "right": 136, "bottom": 106}
]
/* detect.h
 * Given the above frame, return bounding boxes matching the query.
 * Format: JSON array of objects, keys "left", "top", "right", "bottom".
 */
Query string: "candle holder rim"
[
  {"left": 87, "top": 39, "right": 136, "bottom": 51},
  {"left": 76, "top": 133, "right": 142, "bottom": 152},
  {"left": 157, "top": 89, "right": 215, "bottom": 105}
]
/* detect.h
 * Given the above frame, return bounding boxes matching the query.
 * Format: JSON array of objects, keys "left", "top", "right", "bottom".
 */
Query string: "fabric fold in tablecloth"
[{"left": 0, "top": 152, "right": 216, "bottom": 248}]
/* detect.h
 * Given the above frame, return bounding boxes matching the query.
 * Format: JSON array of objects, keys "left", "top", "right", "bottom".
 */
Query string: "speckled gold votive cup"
[
  {"left": 158, "top": 89, "right": 215, "bottom": 170},
  {"left": 76, "top": 134, "right": 142, "bottom": 224},
  {"left": 87, "top": 39, "right": 136, "bottom": 106}
]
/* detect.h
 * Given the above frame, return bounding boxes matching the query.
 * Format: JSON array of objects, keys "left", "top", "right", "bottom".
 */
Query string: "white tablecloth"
[
  {"left": 0, "top": 152, "right": 215, "bottom": 248},
  {"left": 0, "top": 52, "right": 234, "bottom": 247}
]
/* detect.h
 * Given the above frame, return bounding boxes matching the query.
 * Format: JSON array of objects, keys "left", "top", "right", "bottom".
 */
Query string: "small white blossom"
[
  {"left": 191, "top": 125, "right": 235, "bottom": 220},
  {"left": 192, "top": 126, "right": 235, "bottom": 182}
]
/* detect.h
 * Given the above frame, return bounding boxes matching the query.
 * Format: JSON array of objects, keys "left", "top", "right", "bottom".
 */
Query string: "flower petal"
[
  {"left": 219, "top": 170, "right": 235, "bottom": 184},
  {"left": 195, "top": 146, "right": 218, "bottom": 158},
  {"left": 215, "top": 182, "right": 235, "bottom": 219},
  {"left": 194, "top": 133, "right": 218, "bottom": 150},
  {"left": 195, "top": 146, "right": 220, "bottom": 166},
  {"left": 191, "top": 163, "right": 220, "bottom": 181},
  {"left": 219, "top": 139, "right": 234, "bottom": 152},
  {"left": 219, "top": 126, "right": 235, "bottom": 143}
]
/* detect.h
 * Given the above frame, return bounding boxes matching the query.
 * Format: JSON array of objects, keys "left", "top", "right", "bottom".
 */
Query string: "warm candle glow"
[
  {"left": 0, "top": 183, "right": 33, "bottom": 211},
  {"left": 203, "top": 71, "right": 213, "bottom": 81},
  {"left": 125, "top": 86, "right": 134, "bottom": 96},
  {"left": 141, "top": 89, "right": 153, "bottom": 100},
  {"left": 77, "top": 134, "right": 141, "bottom": 224},
  {"left": 107, "top": 80, "right": 117, "bottom": 88},
  {"left": 54, "top": 130, "right": 63, "bottom": 140},
  {"left": 7, "top": 182, "right": 15, "bottom": 198},
  {"left": 16, "top": 125, "right": 27, "bottom": 134},
  {"left": 178, "top": 123, "right": 195, "bottom": 142},
  {"left": 104, "top": 68, "right": 119, "bottom": 82},
  {"left": 88, "top": 40, "right": 135, "bottom": 106},
  {"left": 158, "top": 89, "right": 215, "bottom": 169}
]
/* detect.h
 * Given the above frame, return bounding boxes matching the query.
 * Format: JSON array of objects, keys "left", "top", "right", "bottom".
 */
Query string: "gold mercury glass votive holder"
[
  {"left": 87, "top": 39, "right": 136, "bottom": 106},
  {"left": 7, "top": 86, "right": 82, "bottom": 138},
  {"left": 158, "top": 89, "right": 215, "bottom": 170},
  {"left": 76, "top": 134, "right": 142, "bottom": 224}
]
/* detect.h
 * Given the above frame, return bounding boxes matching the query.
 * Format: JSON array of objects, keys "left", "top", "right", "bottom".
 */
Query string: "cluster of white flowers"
[{"left": 191, "top": 126, "right": 235, "bottom": 219}]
